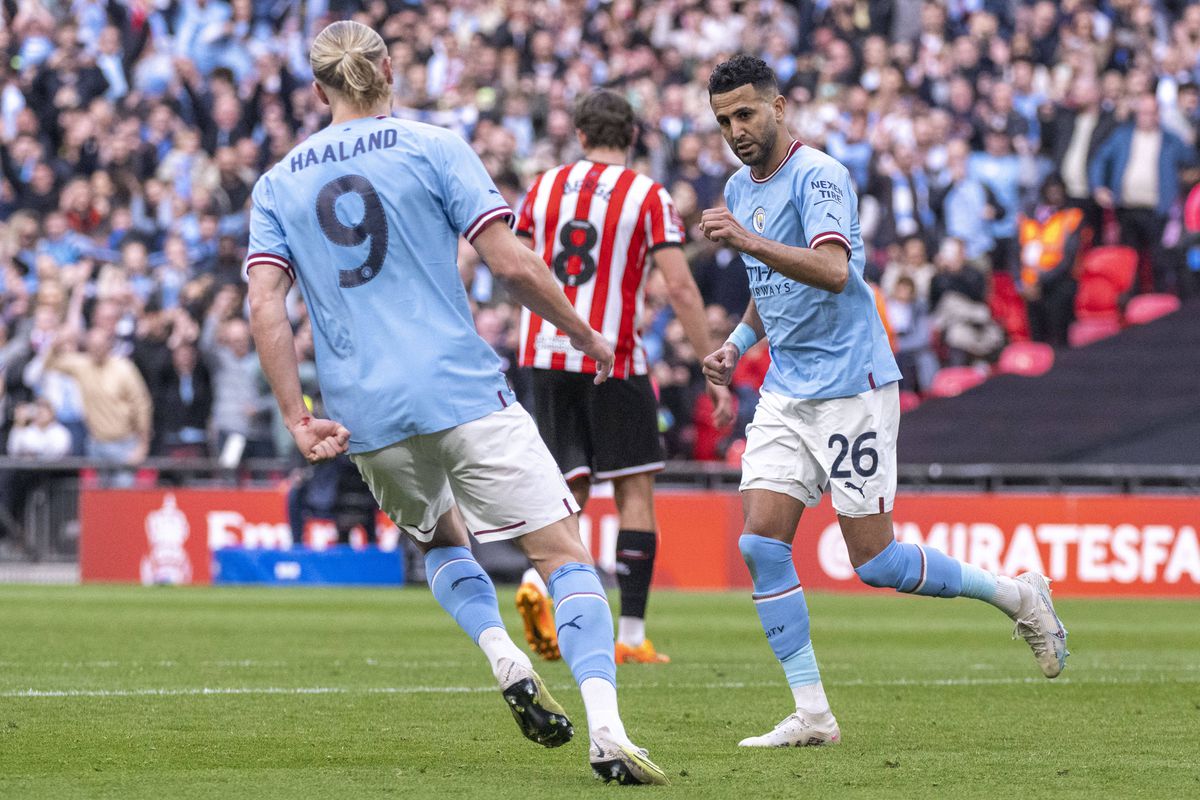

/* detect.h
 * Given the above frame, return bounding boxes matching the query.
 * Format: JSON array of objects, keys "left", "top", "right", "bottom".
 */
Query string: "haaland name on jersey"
[{"left": 288, "top": 126, "right": 400, "bottom": 173}]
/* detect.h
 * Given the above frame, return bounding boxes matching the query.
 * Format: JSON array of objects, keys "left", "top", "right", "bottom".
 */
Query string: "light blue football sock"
[
  {"left": 781, "top": 642, "right": 821, "bottom": 687},
  {"left": 547, "top": 562, "right": 617, "bottom": 687},
  {"left": 739, "top": 534, "right": 822, "bottom": 688},
  {"left": 425, "top": 546, "right": 504, "bottom": 642},
  {"left": 854, "top": 538, "right": 964, "bottom": 597},
  {"left": 958, "top": 562, "right": 999, "bottom": 602}
]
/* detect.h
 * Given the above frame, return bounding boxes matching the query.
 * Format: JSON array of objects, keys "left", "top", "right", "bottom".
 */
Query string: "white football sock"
[
  {"left": 580, "top": 676, "right": 628, "bottom": 743},
  {"left": 791, "top": 681, "right": 833, "bottom": 717},
  {"left": 617, "top": 616, "right": 645, "bottom": 648},
  {"left": 478, "top": 626, "right": 531, "bottom": 676},
  {"left": 992, "top": 576, "right": 1026, "bottom": 617}
]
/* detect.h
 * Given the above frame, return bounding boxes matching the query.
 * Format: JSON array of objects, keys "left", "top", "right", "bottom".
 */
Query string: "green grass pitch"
[{"left": 0, "top": 584, "right": 1197, "bottom": 798}]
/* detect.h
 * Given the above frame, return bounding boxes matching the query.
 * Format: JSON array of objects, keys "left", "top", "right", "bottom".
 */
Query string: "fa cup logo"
[{"left": 139, "top": 493, "right": 193, "bottom": 585}]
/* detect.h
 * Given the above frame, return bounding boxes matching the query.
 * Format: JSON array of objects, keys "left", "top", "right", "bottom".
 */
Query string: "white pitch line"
[
  {"left": 0, "top": 659, "right": 475, "bottom": 670},
  {"left": 3, "top": 674, "right": 1198, "bottom": 700}
]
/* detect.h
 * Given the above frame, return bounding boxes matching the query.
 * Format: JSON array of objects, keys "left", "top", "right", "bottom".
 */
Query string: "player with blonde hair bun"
[{"left": 245, "top": 20, "right": 668, "bottom": 785}]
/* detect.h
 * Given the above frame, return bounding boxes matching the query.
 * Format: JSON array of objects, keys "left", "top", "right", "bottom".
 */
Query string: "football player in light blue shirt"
[
  {"left": 245, "top": 21, "right": 666, "bottom": 785},
  {"left": 700, "top": 55, "right": 1068, "bottom": 749}
]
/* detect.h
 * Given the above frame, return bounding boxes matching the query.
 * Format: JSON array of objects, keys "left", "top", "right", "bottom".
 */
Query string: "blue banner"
[{"left": 213, "top": 546, "right": 405, "bottom": 586}]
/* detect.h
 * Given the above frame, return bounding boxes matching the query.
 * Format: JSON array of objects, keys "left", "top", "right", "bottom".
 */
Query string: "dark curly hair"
[
  {"left": 574, "top": 89, "right": 635, "bottom": 151},
  {"left": 707, "top": 55, "right": 779, "bottom": 97}
]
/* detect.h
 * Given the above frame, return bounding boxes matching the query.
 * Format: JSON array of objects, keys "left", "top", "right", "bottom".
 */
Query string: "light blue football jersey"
[
  {"left": 245, "top": 115, "right": 516, "bottom": 453},
  {"left": 723, "top": 140, "right": 901, "bottom": 400}
]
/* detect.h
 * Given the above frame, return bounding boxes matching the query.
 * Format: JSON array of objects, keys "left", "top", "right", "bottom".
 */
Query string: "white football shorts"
[
  {"left": 740, "top": 382, "right": 899, "bottom": 518},
  {"left": 352, "top": 403, "right": 580, "bottom": 543}
]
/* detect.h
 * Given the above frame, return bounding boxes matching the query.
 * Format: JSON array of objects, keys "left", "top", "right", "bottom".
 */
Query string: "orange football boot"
[
  {"left": 515, "top": 581, "right": 561, "bottom": 661},
  {"left": 614, "top": 638, "right": 670, "bottom": 664}
]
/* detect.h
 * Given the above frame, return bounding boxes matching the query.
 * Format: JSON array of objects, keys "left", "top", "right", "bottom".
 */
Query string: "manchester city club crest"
[{"left": 752, "top": 206, "right": 766, "bottom": 233}]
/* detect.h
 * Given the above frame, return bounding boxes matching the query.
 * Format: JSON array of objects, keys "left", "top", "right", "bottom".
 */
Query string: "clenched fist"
[
  {"left": 702, "top": 342, "right": 741, "bottom": 387},
  {"left": 288, "top": 416, "right": 351, "bottom": 464},
  {"left": 699, "top": 207, "right": 755, "bottom": 251}
]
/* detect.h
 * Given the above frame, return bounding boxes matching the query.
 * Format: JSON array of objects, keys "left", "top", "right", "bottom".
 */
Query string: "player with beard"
[{"left": 699, "top": 55, "right": 1069, "bottom": 748}]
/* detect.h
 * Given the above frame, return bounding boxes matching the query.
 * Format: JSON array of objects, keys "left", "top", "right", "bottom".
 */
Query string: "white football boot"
[
  {"left": 738, "top": 712, "right": 841, "bottom": 748},
  {"left": 589, "top": 726, "right": 669, "bottom": 785},
  {"left": 1012, "top": 573, "right": 1069, "bottom": 678}
]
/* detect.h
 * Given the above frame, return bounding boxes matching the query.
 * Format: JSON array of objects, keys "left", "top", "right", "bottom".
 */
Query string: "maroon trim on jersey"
[
  {"left": 245, "top": 251, "right": 295, "bottom": 284},
  {"left": 612, "top": 191, "right": 652, "bottom": 378},
  {"left": 809, "top": 230, "right": 852, "bottom": 253},
  {"left": 580, "top": 169, "right": 639, "bottom": 374},
  {"left": 868, "top": 371, "right": 876, "bottom": 389},
  {"left": 551, "top": 162, "right": 609, "bottom": 371},
  {"left": 497, "top": 390, "right": 508, "bottom": 408},
  {"left": 464, "top": 206, "right": 513, "bottom": 243},
  {"left": 749, "top": 140, "right": 804, "bottom": 184}
]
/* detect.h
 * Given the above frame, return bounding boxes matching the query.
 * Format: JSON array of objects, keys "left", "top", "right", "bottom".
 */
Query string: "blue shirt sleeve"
[
  {"left": 795, "top": 158, "right": 853, "bottom": 254},
  {"left": 435, "top": 132, "right": 513, "bottom": 243},
  {"left": 245, "top": 177, "right": 295, "bottom": 283}
]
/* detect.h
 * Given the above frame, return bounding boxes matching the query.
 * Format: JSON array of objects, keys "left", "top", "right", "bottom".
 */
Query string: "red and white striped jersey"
[{"left": 516, "top": 160, "right": 685, "bottom": 378}]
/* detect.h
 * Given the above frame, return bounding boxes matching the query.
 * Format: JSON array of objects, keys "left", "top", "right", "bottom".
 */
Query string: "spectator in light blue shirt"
[
  {"left": 172, "top": 0, "right": 232, "bottom": 75},
  {"left": 941, "top": 139, "right": 994, "bottom": 266},
  {"left": 1011, "top": 58, "right": 1046, "bottom": 143},
  {"left": 826, "top": 113, "right": 873, "bottom": 191},
  {"left": 36, "top": 212, "right": 89, "bottom": 268},
  {"left": 969, "top": 127, "right": 1021, "bottom": 273}
]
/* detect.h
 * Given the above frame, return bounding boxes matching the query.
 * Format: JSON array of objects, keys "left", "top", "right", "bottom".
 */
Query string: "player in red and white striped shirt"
[
  {"left": 516, "top": 153, "right": 679, "bottom": 378},
  {"left": 512, "top": 89, "right": 733, "bottom": 666}
]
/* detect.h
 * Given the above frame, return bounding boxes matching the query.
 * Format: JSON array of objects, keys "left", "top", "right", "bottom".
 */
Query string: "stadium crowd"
[{"left": 1, "top": 0, "right": 1199, "bottom": 472}]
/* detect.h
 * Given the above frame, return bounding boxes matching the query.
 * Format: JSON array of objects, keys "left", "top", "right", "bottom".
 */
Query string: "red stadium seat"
[
  {"left": 1124, "top": 293, "right": 1181, "bottom": 326},
  {"left": 997, "top": 341, "right": 1055, "bottom": 377},
  {"left": 928, "top": 367, "right": 988, "bottom": 398},
  {"left": 1185, "top": 184, "right": 1200, "bottom": 233},
  {"left": 898, "top": 390, "right": 922, "bottom": 412},
  {"left": 1074, "top": 278, "right": 1120, "bottom": 321},
  {"left": 1074, "top": 246, "right": 1138, "bottom": 320},
  {"left": 1068, "top": 317, "right": 1121, "bottom": 347},
  {"left": 1079, "top": 245, "right": 1139, "bottom": 287}
]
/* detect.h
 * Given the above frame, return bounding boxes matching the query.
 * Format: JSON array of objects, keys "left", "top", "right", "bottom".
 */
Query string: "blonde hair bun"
[{"left": 310, "top": 21, "right": 390, "bottom": 110}]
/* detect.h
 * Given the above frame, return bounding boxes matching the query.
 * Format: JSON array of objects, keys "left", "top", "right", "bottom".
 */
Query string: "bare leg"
[
  {"left": 407, "top": 506, "right": 471, "bottom": 554},
  {"left": 836, "top": 511, "right": 894, "bottom": 567},
  {"left": 742, "top": 488, "right": 806, "bottom": 544},
  {"left": 569, "top": 476, "right": 591, "bottom": 512},
  {"left": 514, "top": 514, "right": 593, "bottom": 581}
]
